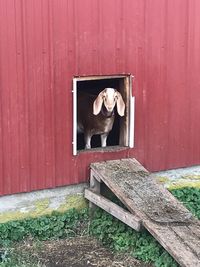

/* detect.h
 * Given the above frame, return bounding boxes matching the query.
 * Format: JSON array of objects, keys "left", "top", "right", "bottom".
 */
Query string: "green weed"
[
  {"left": 0, "top": 208, "right": 89, "bottom": 246},
  {"left": 171, "top": 187, "right": 200, "bottom": 219},
  {"left": 0, "top": 187, "right": 199, "bottom": 267},
  {"left": 89, "top": 187, "right": 200, "bottom": 267}
]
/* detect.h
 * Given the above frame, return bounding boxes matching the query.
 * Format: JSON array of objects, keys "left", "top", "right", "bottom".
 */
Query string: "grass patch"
[
  {"left": 89, "top": 208, "right": 178, "bottom": 267},
  {"left": 0, "top": 187, "right": 199, "bottom": 267},
  {"left": 171, "top": 187, "right": 200, "bottom": 219},
  {"left": 0, "top": 245, "right": 41, "bottom": 267}
]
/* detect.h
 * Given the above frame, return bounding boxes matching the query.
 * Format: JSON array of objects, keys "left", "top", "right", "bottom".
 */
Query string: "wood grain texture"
[
  {"left": 85, "top": 189, "right": 141, "bottom": 231},
  {"left": 90, "top": 158, "right": 200, "bottom": 267},
  {"left": 91, "top": 158, "right": 193, "bottom": 223}
]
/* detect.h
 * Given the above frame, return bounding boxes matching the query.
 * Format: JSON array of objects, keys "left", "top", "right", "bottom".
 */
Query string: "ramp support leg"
[
  {"left": 89, "top": 169, "right": 101, "bottom": 210},
  {"left": 85, "top": 169, "right": 142, "bottom": 231}
]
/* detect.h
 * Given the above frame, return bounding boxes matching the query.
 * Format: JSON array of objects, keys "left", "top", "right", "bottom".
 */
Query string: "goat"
[{"left": 77, "top": 88, "right": 125, "bottom": 149}]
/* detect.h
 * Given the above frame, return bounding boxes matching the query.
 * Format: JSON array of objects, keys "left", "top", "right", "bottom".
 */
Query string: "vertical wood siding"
[{"left": 0, "top": 0, "right": 200, "bottom": 195}]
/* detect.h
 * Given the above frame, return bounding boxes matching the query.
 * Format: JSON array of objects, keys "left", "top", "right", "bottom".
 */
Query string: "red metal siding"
[{"left": 0, "top": 0, "right": 200, "bottom": 195}]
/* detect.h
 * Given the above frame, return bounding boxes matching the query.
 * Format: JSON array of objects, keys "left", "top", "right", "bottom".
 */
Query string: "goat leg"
[
  {"left": 101, "top": 133, "right": 108, "bottom": 147},
  {"left": 84, "top": 132, "right": 92, "bottom": 149}
]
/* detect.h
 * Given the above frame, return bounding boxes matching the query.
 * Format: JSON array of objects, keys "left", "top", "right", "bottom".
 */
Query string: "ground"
[{"left": 10, "top": 237, "right": 152, "bottom": 267}]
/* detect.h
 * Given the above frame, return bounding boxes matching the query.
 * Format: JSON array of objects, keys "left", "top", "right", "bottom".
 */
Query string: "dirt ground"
[{"left": 16, "top": 236, "right": 152, "bottom": 267}]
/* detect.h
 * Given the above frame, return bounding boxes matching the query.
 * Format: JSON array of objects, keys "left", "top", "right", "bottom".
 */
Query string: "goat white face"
[{"left": 93, "top": 88, "right": 125, "bottom": 116}]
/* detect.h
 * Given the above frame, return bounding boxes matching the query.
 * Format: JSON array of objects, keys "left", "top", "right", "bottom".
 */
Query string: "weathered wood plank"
[
  {"left": 89, "top": 158, "right": 200, "bottom": 267},
  {"left": 144, "top": 220, "right": 200, "bottom": 267},
  {"left": 85, "top": 189, "right": 142, "bottom": 232},
  {"left": 89, "top": 171, "right": 101, "bottom": 210},
  {"left": 91, "top": 160, "right": 147, "bottom": 221},
  {"left": 171, "top": 224, "right": 200, "bottom": 257},
  {"left": 91, "top": 159, "right": 193, "bottom": 223},
  {"left": 91, "top": 167, "right": 146, "bottom": 221},
  {"left": 188, "top": 224, "right": 200, "bottom": 238},
  {"left": 90, "top": 168, "right": 103, "bottom": 183}
]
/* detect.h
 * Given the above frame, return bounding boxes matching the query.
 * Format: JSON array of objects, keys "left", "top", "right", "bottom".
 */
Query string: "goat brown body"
[{"left": 78, "top": 91, "right": 115, "bottom": 149}]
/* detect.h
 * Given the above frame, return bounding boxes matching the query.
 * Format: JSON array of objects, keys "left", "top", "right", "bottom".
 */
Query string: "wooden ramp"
[{"left": 84, "top": 158, "right": 200, "bottom": 267}]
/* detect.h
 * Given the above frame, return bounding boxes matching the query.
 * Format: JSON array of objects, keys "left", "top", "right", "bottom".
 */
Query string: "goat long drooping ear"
[
  {"left": 93, "top": 90, "right": 105, "bottom": 115},
  {"left": 116, "top": 92, "right": 125, "bottom": 116}
]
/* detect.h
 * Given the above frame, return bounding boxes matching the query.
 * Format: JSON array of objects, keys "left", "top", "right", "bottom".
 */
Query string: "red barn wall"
[{"left": 0, "top": 0, "right": 200, "bottom": 195}]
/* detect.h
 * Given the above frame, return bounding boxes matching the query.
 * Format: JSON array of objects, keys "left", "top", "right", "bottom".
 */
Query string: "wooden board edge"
[
  {"left": 90, "top": 168, "right": 103, "bottom": 183},
  {"left": 85, "top": 189, "right": 142, "bottom": 232},
  {"left": 143, "top": 221, "right": 200, "bottom": 267}
]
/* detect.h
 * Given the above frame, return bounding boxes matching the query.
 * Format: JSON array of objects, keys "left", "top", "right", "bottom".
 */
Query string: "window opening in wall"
[{"left": 73, "top": 75, "right": 134, "bottom": 155}]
